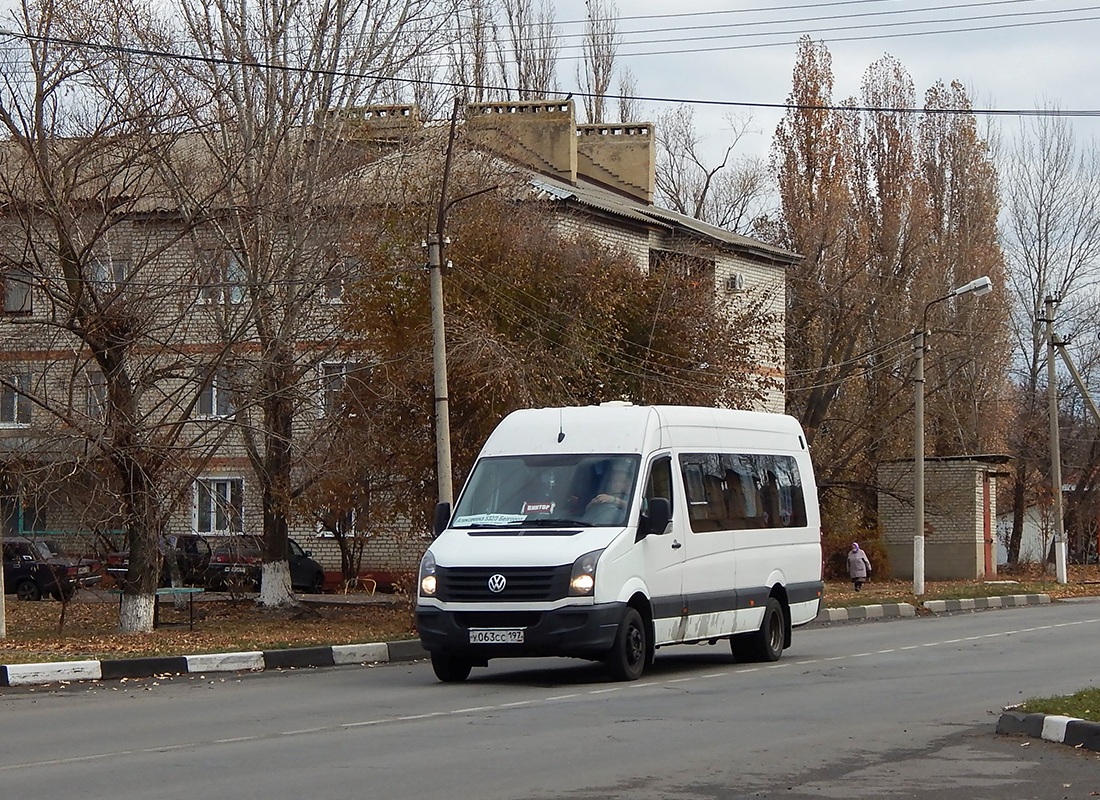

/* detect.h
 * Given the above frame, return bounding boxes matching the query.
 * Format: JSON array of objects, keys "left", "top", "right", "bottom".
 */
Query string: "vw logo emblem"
[{"left": 487, "top": 573, "right": 507, "bottom": 593}]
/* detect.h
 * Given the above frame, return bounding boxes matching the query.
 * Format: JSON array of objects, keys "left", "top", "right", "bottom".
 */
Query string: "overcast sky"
[{"left": 550, "top": 0, "right": 1100, "bottom": 162}]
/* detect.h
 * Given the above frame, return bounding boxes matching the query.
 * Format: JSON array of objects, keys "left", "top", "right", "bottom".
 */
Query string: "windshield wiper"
[{"left": 520, "top": 518, "right": 590, "bottom": 527}]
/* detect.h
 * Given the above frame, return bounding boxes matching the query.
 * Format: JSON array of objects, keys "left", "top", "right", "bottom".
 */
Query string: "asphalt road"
[{"left": 2, "top": 598, "right": 1099, "bottom": 799}]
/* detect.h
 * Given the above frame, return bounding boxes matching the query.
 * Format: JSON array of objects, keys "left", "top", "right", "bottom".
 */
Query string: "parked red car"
[
  {"left": 207, "top": 535, "right": 325, "bottom": 593},
  {"left": 105, "top": 533, "right": 213, "bottom": 587}
]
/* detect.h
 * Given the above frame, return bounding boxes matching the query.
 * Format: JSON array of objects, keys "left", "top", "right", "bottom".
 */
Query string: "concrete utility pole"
[
  {"left": 428, "top": 100, "right": 461, "bottom": 508},
  {"left": 1044, "top": 296, "right": 1069, "bottom": 584},
  {"left": 427, "top": 98, "right": 499, "bottom": 509},
  {"left": 428, "top": 231, "right": 453, "bottom": 507},
  {"left": 913, "top": 276, "right": 993, "bottom": 596}
]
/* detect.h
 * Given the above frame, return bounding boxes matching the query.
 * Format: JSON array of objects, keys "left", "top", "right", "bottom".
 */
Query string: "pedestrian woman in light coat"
[{"left": 847, "top": 542, "right": 871, "bottom": 591}]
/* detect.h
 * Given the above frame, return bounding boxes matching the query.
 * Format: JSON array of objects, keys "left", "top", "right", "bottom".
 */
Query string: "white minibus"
[{"left": 416, "top": 403, "right": 822, "bottom": 682}]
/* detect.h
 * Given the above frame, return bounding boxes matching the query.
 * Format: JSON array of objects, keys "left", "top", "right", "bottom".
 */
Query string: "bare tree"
[
  {"left": 441, "top": 0, "right": 497, "bottom": 105},
  {"left": 1000, "top": 109, "right": 1100, "bottom": 563},
  {"left": 655, "top": 105, "right": 771, "bottom": 234},
  {"left": 148, "top": 0, "right": 449, "bottom": 608},
  {"left": 576, "top": 0, "right": 618, "bottom": 123},
  {"left": 497, "top": 0, "right": 558, "bottom": 98},
  {"left": 0, "top": 0, "right": 235, "bottom": 631},
  {"left": 617, "top": 67, "right": 639, "bottom": 123}
]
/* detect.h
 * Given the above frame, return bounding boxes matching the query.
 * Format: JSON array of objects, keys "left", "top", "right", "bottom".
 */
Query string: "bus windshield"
[{"left": 451, "top": 454, "right": 641, "bottom": 528}]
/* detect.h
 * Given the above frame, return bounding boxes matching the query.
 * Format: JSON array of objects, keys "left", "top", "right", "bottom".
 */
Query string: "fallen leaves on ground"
[
  {"left": 1, "top": 591, "right": 417, "bottom": 665},
  {"left": 826, "top": 564, "right": 1100, "bottom": 609},
  {"left": 2, "top": 564, "right": 1098, "bottom": 665}
]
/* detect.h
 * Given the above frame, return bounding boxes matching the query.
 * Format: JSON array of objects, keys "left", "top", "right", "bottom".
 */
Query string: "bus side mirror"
[
  {"left": 641, "top": 497, "right": 671, "bottom": 539},
  {"left": 433, "top": 502, "right": 452, "bottom": 537}
]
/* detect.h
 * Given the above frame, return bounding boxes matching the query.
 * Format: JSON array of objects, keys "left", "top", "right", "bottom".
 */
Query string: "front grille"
[
  {"left": 438, "top": 565, "right": 571, "bottom": 602},
  {"left": 453, "top": 611, "right": 543, "bottom": 629}
]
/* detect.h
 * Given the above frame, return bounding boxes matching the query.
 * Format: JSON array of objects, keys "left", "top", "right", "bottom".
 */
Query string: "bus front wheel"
[
  {"left": 606, "top": 607, "right": 647, "bottom": 681},
  {"left": 431, "top": 652, "right": 473, "bottom": 683}
]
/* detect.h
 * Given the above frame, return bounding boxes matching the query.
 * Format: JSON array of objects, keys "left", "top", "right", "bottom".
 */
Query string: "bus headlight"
[
  {"left": 568, "top": 549, "right": 602, "bottom": 596},
  {"left": 419, "top": 551, "right": 438, "bottom": 597}
]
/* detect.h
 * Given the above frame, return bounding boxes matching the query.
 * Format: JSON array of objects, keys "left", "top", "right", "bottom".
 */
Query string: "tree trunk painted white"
[
  {"left": 258, "top": 561, "right": 296, "bottom": 608},
  {"left": 119, "top": 594, "right": 156, "bottom": 633}
]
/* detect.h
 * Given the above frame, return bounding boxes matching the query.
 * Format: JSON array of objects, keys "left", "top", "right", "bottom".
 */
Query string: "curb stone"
[
  {"left": 814, "top": 592, "right": 1054, "bottom": 624},
  {"left": 814, "top": 603, "right": 916, "bottom": 622},
  {"left": 996, "top": 710, "right": 1100, "bottom": 753},
  {"left": 923, "top": 594, "right": 1051, "bottom": 613},
  {"left": 0, "top": 639, "right": 429, "bottom": 688}
]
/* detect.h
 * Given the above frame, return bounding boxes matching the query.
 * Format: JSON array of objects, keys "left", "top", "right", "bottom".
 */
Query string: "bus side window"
[{"left": 641, "top": 456, "right": 673, "bottom": 538}]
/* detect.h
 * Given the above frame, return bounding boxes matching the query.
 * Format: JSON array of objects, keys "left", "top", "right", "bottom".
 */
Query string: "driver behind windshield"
[{"left": 582, "top": 460, "right": 635, "bottom": 525}]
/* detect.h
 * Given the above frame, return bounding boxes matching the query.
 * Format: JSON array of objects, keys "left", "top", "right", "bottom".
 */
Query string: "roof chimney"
[
  {"left": 324, "top": 104, "right": 421, "bottom": 144},
  {"left": 465, "top": 101, "right": 577, "bottom": 184},
  {"left": 575, "top": 123, "right": 655, "bottom": 205}
]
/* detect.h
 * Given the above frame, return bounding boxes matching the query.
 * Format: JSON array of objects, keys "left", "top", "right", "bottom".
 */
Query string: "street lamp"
[{"left": 913, "top": 275, "right": 993, "bottom": 596}]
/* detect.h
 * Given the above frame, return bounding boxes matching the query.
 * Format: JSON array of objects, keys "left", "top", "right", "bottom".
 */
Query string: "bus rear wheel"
[{"left": 731, "top": 597, "right": 785, "bottom": 663}]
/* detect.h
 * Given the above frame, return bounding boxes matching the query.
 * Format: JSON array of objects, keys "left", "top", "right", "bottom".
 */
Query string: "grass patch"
[{"left": 1016, "top": 688, "right": 1100, "bottom": 723}]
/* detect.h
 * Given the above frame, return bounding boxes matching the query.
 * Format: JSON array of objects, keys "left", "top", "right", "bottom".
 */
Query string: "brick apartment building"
[{"left": 0, "top": 99, "right": 799, "bottom": 586}]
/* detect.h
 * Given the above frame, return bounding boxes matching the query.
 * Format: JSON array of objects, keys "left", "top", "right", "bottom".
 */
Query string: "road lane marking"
[{"left": 0, "top": 751, "right": 136, "bottom": 771}]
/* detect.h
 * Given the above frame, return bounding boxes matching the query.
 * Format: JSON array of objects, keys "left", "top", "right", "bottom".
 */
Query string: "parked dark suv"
[
  {"left": 2, "top": 536, "right": 103, "bottom": 601},
  {"left": 105, "top": 533, "right": 213, "bottom": 587},
  {"left": 207, "top": 535, "right": 325, "bottom": 593}
]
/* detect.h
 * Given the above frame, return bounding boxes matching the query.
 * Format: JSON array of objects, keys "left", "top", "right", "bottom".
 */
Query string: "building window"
[
  {"left": 322, "top": 257, "right": 356, "bottom": 304},
  {"left": 322, "top": 275, "right": 344, "bottom": 304},
  {"left": 197, "top": 372, "right": 235, "bottom": 418},
  {"left": 195, "top": 478, "right": 244, "bottom": 535},
  {"left": 3, "top": 268, "right": 32, "bottom": 314},
  {"left": 316, "top": 507, "right": 360, "bottom": 537},
  {"left": 1, "top": 372, "right": 32, "bottom": 426},
  {"left": 18, "top": 501, "right": 47, "bottom": 534},
  {"left": 89, "top": 257, "right": 129, "bottom": 294},
  {"left": 649, "top": 251, "right": 716, "bottom": 298},
  {"left": 199, "top": 252, "right": 246, "bottom": 305},
  {"left": 320, "top": 362, "right": 349, "bottom": 416},
  {"left": 86, "top": 370, "right": 107, "bottom": 420}
]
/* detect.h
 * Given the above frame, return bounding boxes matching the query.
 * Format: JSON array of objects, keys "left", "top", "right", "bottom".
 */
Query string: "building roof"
[{"left": 528, "top": 173, "right": 800, "bottom": 265}]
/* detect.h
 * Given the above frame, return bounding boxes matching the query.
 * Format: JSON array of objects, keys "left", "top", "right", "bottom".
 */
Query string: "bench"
[{"left": 108, "top": 586, "right": 205, "bottom": 631}]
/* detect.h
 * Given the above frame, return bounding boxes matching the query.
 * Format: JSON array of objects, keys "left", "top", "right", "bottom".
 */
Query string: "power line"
[
  {"left": 545, "top": 0, "right": 1083, "bottom": 47},
  {"left": 1, "top": 27, "right": 1097, "bottom": 118},
  {"left": 553, "top": 0, "right": 911, "bottom": 27},
  {"left": 606, "top": 10, "right": 1100, "bottom": 59},
  {"left": 600, "top": 4, "right": 1100, "bottom": 53}
]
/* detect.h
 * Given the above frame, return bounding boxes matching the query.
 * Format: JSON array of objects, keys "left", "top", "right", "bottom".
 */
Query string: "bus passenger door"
[{"left": 639, "top": 455, "right": 685, "bottom": 644}]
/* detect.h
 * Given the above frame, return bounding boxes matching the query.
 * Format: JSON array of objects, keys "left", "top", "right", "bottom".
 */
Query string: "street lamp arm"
[
  {"left": 443, "top": 185, "right": 499, "bottom": 218},
  {"left": 919, "top": 275, "right": 994, "bottom": 340}
]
